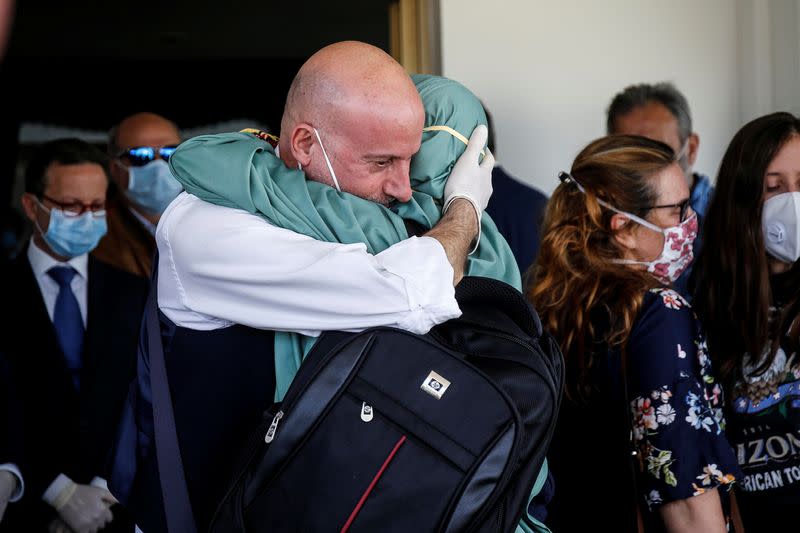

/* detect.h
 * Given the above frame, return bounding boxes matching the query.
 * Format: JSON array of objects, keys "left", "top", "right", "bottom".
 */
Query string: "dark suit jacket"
[
  {"left": 0, "top": 352, "right": 22, "bottom": 468},
  {"left": 0, "top": 251, "right": 148, "bottom": 530},
  {"left": 0, "top": 352, "right": 24, "bottom": 533},
  {"left": 485, "top": 166, "right": 549, "bottom": 283}
]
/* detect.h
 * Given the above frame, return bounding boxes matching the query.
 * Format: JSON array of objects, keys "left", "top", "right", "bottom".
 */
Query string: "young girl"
[{"left": 693, "top": 112, "right": 800, "bottom": 533}]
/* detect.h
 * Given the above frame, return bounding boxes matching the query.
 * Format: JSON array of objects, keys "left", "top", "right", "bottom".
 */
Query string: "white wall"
[{"left": 440, "top": 0, "right": 749, "bottom": 194}]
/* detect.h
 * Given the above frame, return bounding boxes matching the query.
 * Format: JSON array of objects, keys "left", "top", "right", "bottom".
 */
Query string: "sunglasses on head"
[{"left": 117, "top": 145, "right": 178, "bottom": 167}]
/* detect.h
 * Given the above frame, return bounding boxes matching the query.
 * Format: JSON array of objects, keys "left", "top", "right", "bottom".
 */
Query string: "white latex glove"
[
  {"left": 52, "top": 481, "right": 116, "bottom": 533},
  {"left": 443, "top": 124, "right": 495, "bottom": 216},
  {"left": 0, "top": 470, "right": 16, "bottom": 522},
  {"left": 442, "top": 124, "right": 495, "bottom": 253}
]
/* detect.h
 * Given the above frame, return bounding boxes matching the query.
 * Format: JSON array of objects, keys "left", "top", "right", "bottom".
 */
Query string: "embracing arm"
[
  {"left": 158, "top": 126, "right": 494, "bottom": 335},
  {"left": 425, "top": 199, "right": 478, "bottom": 284}
]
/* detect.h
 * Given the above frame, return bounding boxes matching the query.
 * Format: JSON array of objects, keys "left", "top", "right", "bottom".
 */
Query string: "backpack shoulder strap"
[
  {"left": 455, "top": 276, "right": 542, "bottom": 338},
  {"left": 148, "top": 251, "right": 198, "bottom": 533}
]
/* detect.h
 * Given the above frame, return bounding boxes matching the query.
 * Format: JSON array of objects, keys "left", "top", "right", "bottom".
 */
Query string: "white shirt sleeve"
[
  {"left": 0, "top": 463, "right": 23, "bottom": 502},
  {"left": 42, "top": 473, "right": 71, "bottom": 506},
  {"left": 157, "top": 194, "right": 461, "bottom": 336}
]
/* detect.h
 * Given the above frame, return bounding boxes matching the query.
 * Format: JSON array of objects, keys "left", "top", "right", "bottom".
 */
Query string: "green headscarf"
[{"left": 169, "top": 74, "right": 521, "bottom": 401}]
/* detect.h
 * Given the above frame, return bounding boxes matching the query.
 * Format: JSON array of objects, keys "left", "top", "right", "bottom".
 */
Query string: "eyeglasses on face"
[
  {"left": 116, "top": 145, "right": 178, "bottom": 167},
  {"left": 40, "top": 194, "right": 106, "bottom": 218},
  {"left": 648, "top": 198, "right": 692, "bottom": 223}
]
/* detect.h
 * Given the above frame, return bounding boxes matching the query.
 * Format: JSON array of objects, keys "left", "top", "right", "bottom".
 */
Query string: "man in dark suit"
[
  {"left": 483, "top": 106, "right": 549, "bottom": 282},
  {"left": 1, "top": 139, "right": 147, "bottom": 532}
]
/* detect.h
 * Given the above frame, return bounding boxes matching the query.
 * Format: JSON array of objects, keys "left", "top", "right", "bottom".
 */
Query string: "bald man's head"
[
  {"left": 280, "top": 41, "right": 419, "bottom": 133},
  {"left": 108, "top": 112, "right": 183, "bottom": 220},
  {"left": 279, "top": 41, "right": 424, "bottom": 204},
  {"left": 110, "top": 112, "right": 181, "bottom": 155}
]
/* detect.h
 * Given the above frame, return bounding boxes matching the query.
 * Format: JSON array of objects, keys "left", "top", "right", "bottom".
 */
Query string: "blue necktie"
[{"left": 47, "top": 266, "right": 84, "bottom": 389}]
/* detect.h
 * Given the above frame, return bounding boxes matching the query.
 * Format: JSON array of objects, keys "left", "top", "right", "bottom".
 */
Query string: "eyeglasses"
[
  {"left": 40, "top": 194, "right": 106, "bottom": 218},
  {"left": 648, "top": 198, "right": 692, "bottom": 222},
  {"left": 116, "top": 145, "right": 178, "bottom": 167}
]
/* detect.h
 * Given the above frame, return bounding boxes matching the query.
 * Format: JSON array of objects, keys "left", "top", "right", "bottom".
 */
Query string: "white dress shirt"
[
  {"left": 27, "top": 239, "right": 89, "bottom": 327},
  {"left": 0, "top": 463, "right": 23, "bottom": 502},
  {"left": 157, "top": 192, "right": 461, "bottom": 335}
]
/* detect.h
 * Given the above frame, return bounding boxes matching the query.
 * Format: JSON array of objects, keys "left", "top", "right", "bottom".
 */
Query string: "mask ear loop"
[
  {"left": 313, "top": 128, "right": 341, "bottom": 192},
  {"left": 423, "top": 125, "right": 487, "bottom": 160},
  {"left": 31, "top": 196, "right": 51, "bottom": 237},
  {"left": 558, "top": 171, "right": 663, "bottom": 233}
]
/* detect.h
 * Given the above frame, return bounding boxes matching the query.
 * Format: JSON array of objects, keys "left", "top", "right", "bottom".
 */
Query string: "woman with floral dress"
[
  {"left": 528, "top": 135, "right": 740, "bottom": 532},
  {"left": 693, "top": 112, "right": 800, "bottom": 533}
]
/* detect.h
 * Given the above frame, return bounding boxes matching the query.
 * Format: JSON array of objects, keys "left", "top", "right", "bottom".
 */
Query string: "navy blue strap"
[{"left": 148, "top": 252, "right": 198, "bottom": 533}]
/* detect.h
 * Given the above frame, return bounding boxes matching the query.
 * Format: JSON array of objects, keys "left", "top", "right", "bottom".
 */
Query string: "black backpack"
[{"left": 208, "top": 277, "right": 564, "bottom": 533}]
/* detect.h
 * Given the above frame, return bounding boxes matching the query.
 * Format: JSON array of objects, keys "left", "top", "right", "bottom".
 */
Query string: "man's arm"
[
  {"left": 157, "top": 126, "right": 493, "bottom": 336},
  {"left": 425, "top": 199, "right": 478, "bottom": 285},
  {"left": 159, "top": 199, "right": 462, "bottom": 336}
]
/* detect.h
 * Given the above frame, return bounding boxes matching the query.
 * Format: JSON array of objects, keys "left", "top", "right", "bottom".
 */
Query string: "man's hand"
[
  {"left": 425, "top": 124, "right": 495, "bottom": 285},
  {"left": 0, "top": 470, "right": 16, "bottom": 522},
  {"left": 52, "top": 482, "right": 116, "bottom": 533},
  {"left": 442, "top": 124, "right": 495, "bottom": 234}
]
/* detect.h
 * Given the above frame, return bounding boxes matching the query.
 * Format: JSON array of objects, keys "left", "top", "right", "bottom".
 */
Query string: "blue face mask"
[
  {"left": 126, "top": 159, "right": 183, "bottom": 214},
  {"left": 36, "top": 202, "right": 108, "bottom": 258}
]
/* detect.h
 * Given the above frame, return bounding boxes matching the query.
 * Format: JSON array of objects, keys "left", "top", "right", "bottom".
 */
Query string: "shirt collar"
[{"left": 27, "top": 238, "right": 89, "bottom": 281}]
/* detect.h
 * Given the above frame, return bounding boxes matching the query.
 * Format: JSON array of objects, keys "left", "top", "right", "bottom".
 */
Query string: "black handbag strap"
[
  {"left": 619, "top": 347, "right": 645, "bottom": 533},
  {"left": 147, "top": 251, "right": 198, "bottom": 533}
]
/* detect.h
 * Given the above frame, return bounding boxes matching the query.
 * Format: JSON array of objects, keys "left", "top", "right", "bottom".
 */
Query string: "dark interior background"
[{"left": 0, "top": 0, "right": 392, "bottom": 253}]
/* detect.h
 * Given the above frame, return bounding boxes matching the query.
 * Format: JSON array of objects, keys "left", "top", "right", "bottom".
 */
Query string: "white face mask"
[
  {"left": 313, "top": 127, "right": 341, "bottom": 192},
  {"left": 125, "top": 159, "right": 184, "bottom": 215},
  {"left": 763, "top": 191, "right": 800, "bottom": 263}
]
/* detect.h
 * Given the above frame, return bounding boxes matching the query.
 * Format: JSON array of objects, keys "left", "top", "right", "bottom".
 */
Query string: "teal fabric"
[
  {"left": 169, "top": 74, "right": 520, "bottom": 400},
  {"left": 514, "top": 459, "right": 553, "bottom": 533}
]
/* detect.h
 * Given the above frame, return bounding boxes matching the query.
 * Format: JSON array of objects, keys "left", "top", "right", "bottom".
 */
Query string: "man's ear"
[
  {"left": 686, "top": 132, "right": 700, "bottom": 168},
  {"left": 20, "top": 193, "right": 40, "bottom": 226},
  {"left": 289, "top": 124, "right": 315, "bottom": 167},
  {"left": 610, "top": 213, "right": 637, "bottom": 252}
]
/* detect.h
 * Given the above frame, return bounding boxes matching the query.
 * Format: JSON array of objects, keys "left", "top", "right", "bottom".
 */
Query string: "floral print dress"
[{"left": 627, "top": 288, "right": 741, "bottom": 513}]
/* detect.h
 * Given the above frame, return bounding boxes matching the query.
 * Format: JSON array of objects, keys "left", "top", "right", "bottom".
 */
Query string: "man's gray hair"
[{"left": 606, "top": 82, "right": 693, "bottom": 143}]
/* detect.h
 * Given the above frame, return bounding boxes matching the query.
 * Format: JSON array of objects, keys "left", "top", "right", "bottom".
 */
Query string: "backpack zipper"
[{"left": 265, "top": 410, "right": 284, "bottom": 443}]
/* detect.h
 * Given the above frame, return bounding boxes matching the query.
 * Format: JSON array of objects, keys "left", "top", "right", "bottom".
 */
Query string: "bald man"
[
  {"left": 115, "top": 42, "right": 493, "bottom": 531},
  {"left": 92, "top": 112, "right": 182, "bottom": 277}
]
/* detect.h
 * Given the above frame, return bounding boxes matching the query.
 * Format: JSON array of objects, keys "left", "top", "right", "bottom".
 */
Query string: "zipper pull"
[
  {"left": 361, "top": 401, "right": 373, "bottom": 422},
  {"left": 265, "top": 410, "right": 284, "bottom": 443}
]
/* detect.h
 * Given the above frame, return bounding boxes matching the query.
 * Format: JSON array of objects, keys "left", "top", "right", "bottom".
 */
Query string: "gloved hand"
[
  {"left": 0, "top": 470, "right": 17, "bottom": 522},
  {"left": 443, "top": 124, "right": 495, "bottom": 218},
  {"left": 52, "top": 481, "right": 116, "bottom": 533},
  {"left": 443, "top": 124, "right": 495, "bottom": 252}
]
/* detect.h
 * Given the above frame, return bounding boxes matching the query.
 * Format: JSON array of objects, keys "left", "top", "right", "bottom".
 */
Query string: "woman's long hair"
[
  {"left": 693, "top": 112, "right": 800, "bottom": 390},
  {"left": 528, "top": 135, "right": 675, "bottom": 401}
]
